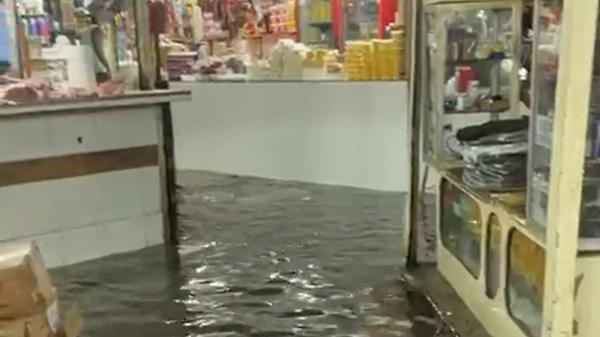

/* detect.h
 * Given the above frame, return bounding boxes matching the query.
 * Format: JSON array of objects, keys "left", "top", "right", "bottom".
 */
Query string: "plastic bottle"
[
  {"left": 28, "top": 17, "right": 38, "bottom": 36},
  {"left": 37, "top": 16, "right": 49, "bottom": 37},
  {"left": 21, "top": 18, "right": 29, "bottom": 38}
]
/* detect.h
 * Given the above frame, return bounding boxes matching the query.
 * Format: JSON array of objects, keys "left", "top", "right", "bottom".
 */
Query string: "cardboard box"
[
  {"left": 0, "top": 242, "right": 56, "bottom": 319},
  {"left": 0, "top": 300, "right": 81, "bottom": 337},
  {"left": 0, "top": 294, "right": 59, "bottom": 337}
]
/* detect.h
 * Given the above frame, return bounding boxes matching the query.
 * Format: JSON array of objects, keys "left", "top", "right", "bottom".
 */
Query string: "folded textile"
[
  {"left": 463, "top": 152, "right": 527, "bottom": 192},
  {"left": 456, "top": 117, "right": 529, "bottom": 142}
]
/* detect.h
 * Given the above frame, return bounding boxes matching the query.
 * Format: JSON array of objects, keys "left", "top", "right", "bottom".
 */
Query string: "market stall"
[
  {"left": 156, "top": 0, "right": 408, "bottom": 81},
  {"left": 406, "top": 1, "right": 600, "bottom": 337},
  {"left": 0, "top": 0, "right": 190, "bottom": 267},
  {"left": 168, "top": 0, "right": 411, "bottom": 189}
]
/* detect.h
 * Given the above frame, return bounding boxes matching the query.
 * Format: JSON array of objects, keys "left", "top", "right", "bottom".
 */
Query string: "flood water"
[{"left": 52, "top": 171, "right": 447, "bottom": 337}]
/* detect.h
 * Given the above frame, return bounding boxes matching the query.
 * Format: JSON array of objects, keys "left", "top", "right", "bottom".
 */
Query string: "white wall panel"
[
  {"left": 171, "top": 81, "right": 409, "bottom": 192},
  {"left": 0, "top": 167, "right": 161, "bottom": 241}
]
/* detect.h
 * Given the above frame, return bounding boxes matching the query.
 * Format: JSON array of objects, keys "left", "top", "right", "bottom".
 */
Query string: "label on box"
[{"left": 46, "top": 301, "right": 59, "bottom": 333}]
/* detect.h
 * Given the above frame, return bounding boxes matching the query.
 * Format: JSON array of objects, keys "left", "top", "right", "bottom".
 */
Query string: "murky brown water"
[{"left": 52, "top": 171, "right": 447, "bottom": 337}]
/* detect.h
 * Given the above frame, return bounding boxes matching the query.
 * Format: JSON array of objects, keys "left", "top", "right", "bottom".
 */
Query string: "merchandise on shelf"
[
  {"left": 344, "top": 40, "right": 373, "bottom": 80},
  {"left": 155, "top": 0, "right": 406, "bottom": 82},
  {"left": 0, "top": 2, "right": 11, "bottom": 70},
  {"left": 308, "top": 0, "right": 331, "bottom": 23},
  {"left": 268, "top": 38, "right": 308, "bottom": 79},
  {"left": 345, "top": 38, "right": 402, "bottom": 80},
  {"left": 203, "top": 12, "right": 223, "bottom": 40},
  {"left": 457, "top": 118, "right": 529, "bottom": 192}
]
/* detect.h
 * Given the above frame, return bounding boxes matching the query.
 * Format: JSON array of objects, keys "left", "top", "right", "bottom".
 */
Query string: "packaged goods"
[
  {"left": 0, "top": 300, "right": 82, "bottom": 337},
  {"left": 0, "top": 242, "right": 82, "bottom": 337},
  {"left": 0, "top": 242, "right": 56, "bottom": 319},
  {"left": 0, "top": 300, "right": 57, "bottom": 337}
]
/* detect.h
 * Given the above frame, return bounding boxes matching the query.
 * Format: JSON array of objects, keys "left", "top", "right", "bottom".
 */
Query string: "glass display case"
[
  {"left": 577, "top": 4, "right": 600, "bottom": 247},
  {"left": 527, "top": 0, "right": 562, "bottom": 238},
  {"left": 528, "top": 0, "right": 600, "bottom": 249},
  {"left": 411, "top": 1, "right": 600, "bottom": 337},
  {"left": 421, "top": 0, "right": 522, "bottom": 166}
]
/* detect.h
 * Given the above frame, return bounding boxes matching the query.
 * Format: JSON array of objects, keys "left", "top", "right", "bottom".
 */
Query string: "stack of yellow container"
[
  {"left": 344, "top": 41, "right": 373, "bottom": 80},
  {"left": 345, "top": 34, "right": 405, "bottom": 80},
  {"left": 371, "top": 39, "right": 398, "bottom": 80},
  {"left": 286, "top": 0, "right": 297, "bottom": 33}
]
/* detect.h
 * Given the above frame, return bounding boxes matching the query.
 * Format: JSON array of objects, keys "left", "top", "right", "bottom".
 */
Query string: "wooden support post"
[
  {"left": 542, "top": 1, "right": 599, "bottom": 336},
  {"left": 133, "top": 0, "right": 156, "bottom": 90},
  {"left": 404, "top": 0, "right": 421, "bottom": 267},
  {"left": 157, "top": 103, "right": 179, "bottom": 245}
]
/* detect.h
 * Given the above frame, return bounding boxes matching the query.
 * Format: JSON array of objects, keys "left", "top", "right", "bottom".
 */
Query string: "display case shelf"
[
  {"left": 419, "top": 2, "right": 600, "bottom": 337},
  {"left": 445, "top": 56, "right": 508, "bottom": 65},
  {"left": 441, "top": 168, "right": 546, "bottom": 249},
  {"left": 421, "top": 0, "right": 523, "bottom": 168}
]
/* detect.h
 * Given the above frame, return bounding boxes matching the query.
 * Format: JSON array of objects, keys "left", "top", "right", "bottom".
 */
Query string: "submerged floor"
[{"left": 52, "top": 171, "right": 451, "bottom": 337}]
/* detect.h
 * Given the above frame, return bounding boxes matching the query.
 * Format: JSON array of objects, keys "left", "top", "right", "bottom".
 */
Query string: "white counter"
[
  {"left": 0, "top": 91, "right": 189, "bottom": 268},
  {"left": 171, "top": 81, "right": 409, "bottom": 192}
]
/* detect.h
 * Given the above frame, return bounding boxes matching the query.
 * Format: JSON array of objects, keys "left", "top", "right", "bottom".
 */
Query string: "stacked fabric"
[
  {"left": 457, "top": 118, "right": 529, "bottom": 192},
  {"left": 166, "top": 52, "right": 198, "bottom": 80}
]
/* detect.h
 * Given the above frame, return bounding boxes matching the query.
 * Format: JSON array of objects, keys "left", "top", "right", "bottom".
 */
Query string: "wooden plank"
[
  {"left": 542, "top": 1, "right": 599, "bottom": 337},
  {"left": 0, "top": 145, "right": 158, "bottom": 187}
]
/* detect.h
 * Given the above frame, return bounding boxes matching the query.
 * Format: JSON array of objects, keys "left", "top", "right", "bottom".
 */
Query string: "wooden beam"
[
  {"left": 404, "top": 0, "right": 421, "bottom": 267},
  {"left": 0, "top": 145, "right": 158, "bottom": 187},
  {"left": 132, "top": 0, "right": 156, "bottom": 90}
]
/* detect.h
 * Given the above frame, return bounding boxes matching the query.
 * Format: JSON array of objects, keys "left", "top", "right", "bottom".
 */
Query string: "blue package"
[{"left": 0, "top": 1, "right": 12, "bottom": 67}]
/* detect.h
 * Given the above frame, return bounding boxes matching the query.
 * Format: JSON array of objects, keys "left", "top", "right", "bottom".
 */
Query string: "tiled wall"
[{"left": 0, "top": 107, "right": 165, "bottom": 268}]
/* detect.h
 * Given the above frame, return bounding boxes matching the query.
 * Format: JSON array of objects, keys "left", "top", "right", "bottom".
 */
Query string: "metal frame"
[{"left": 524, "top": 0, "right": 546, "bottom": 237}]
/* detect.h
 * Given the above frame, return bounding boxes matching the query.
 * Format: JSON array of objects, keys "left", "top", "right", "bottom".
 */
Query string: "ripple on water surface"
[{"left": 52, "top": 171, "right": 443, "bottom": 337}]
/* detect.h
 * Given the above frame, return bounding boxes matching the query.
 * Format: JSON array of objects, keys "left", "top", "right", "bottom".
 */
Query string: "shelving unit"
[
  {"left": 408, "top": 1, "right": 600, "bottom": 337},
  {"left": 421, "top": 0, "right": 523, "bottom": 168}
]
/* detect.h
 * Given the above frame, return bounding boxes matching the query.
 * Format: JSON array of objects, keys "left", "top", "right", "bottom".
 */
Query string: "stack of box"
[
  {"left": 269, "top": 4, "right": 288, "bottom": 33},
  {"left": 344, "top": 41, "right": 373, "bottom": 80},
  {"left": 0, "top": 242, "right": 81, "bottom": 337},
  {"left": 166, "top": 52, "right": 198, "bottom": 81},
  {"left": 371, "top": 39, "right": 397, "bottom": 80},
  {"left": 285, "top": 0, "right": 297, "bottom": 34}
]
